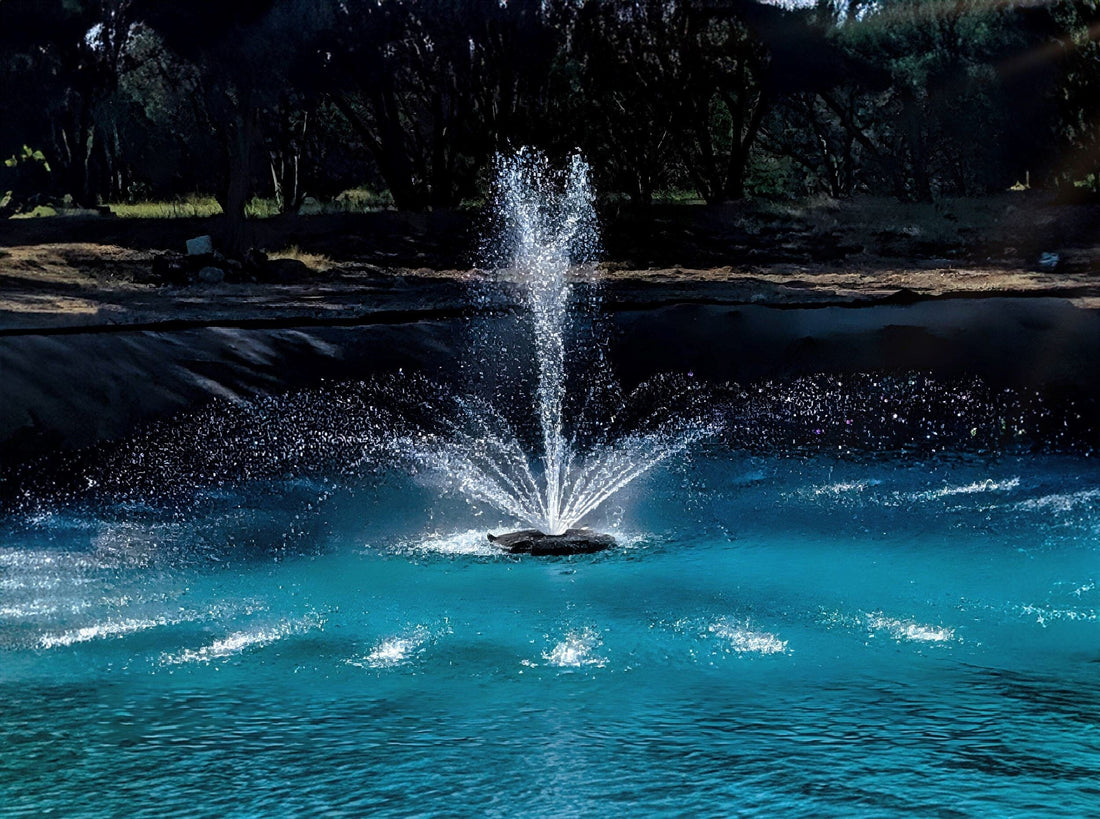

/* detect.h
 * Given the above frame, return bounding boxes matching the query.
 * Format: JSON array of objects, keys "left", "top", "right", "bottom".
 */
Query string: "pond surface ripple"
[{"left": 2, "top": 451, "right": 1099, "bottom": 816}]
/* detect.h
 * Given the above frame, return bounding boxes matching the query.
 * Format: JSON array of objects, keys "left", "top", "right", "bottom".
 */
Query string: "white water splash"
[
  {"left": 543, "top": 627, "right": 606, "bottom": 668},
  {"left": 0, "top": 549, "right": 101, "bottom": 591},
  {"left": 360, "top": 632, "right": 428, "bottom": 668},
  {"left": 824, "top": 610, "right": 954, "bottom": 643},
  {"left": 40, "top": 615, "right": 176, "bottom": 649},
  {"left": 347, "top": 623, "right": 448, "bottom": 669},
  {"left": 809, "top": 479, "right": 882, "bottom": 498},
  {"left": 405, "top": 150, "right": 715, "bottom": 535},
  {"left": 1071, "top": 581, "right": 1096, "bottom": 598},
  {"left": 399, "top": 529, "right": 500, "bottom": 557},
  {"left": 1015, "top": 488, "right": 1100, "bottom": 513},
  {"left": 913, "top": 477, "right": 1020, "bottom": 501},
  {"left": 708, "top": 618, "right": 789, "bottom": 655},
  {"left": 820, "top": 609, "right": 956, "bottom": 644},
  {"left": 0, "top": 601, "right": 90, "bottom": 620},
  {"left": 1016, "top": 604, "right": 1097, "bottom": 627},
  {"left": 162, "top": 615, "right": 322, "bottom": 665},
  {"left": 864, "top": 613, "right": 955, "bottom": 643}
]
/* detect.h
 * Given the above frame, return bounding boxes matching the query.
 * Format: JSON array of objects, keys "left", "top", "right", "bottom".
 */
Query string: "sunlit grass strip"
[
  {"left": 110, "top": 196, "right": 222, "bottom": 219},
  {"left": 107, "top": 189, "right": 395, "bottom": 219}
]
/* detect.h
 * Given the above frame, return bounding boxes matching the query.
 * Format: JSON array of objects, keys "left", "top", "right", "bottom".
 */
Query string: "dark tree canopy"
[{"left": 2, "top": 0, "right": 1096, "bottom": 224}]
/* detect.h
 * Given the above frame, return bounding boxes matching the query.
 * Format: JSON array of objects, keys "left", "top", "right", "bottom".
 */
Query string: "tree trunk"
[
  {"left": 81, "top": 120, "right": 97, "bottom": 207},
  {"left": 330, "top": 93, "right": 428, "bottom": 211},
  {"left": 219, "top": 104, "right": 255, "bottom": 257},
  {"left": 428, "top": 88, "right": 451, "bottom": 209},
  {"left": 723, "top": 89, "right": 767, "bottom": 201},
  {"left": 687, "top": 97, "right": 722, "bottom": 204},
  {"left": 901, "top": 90, "right": 932, "bottom": 202}
]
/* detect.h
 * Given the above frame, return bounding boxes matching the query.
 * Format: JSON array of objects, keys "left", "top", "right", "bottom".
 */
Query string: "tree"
[
  {"left": 132, "top": 0, "right": 323, "bottom": 250},
  {"left": 1051, "top": 0, "right": 1100, "bottom": 193},
  {"left": 831, "top": 0, "right": 1054, "bottom": 199},
  {"left": 567, "top": 0, "right": 687, "bottom": 206},
  {"left": 318, "top": 0, "right": 564, "bottom": 211},
  {"left": 0, "top": 0, "right": 1080, "bottom": 217},
  {"left": 679, "top": 3, "right": 771, "bottom": 202},
  {"left": 0, "top": 0, "right": 137, "bottom": 207}
]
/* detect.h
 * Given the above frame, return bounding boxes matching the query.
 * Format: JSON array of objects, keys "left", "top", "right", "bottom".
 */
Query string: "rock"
[
  {"left": 487, "top": 528, "right": 617, "bottom": 556},
  {"left": 197, "top": 266, "right": 225, "bottom": 284},
  {"left": 186, "top": 235, "right": 214, "bottom": 256}
]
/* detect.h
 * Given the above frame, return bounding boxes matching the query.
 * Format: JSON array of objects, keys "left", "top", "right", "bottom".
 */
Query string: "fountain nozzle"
[{"left": 487, "top": 528, "right": 616, "bottom": 556}]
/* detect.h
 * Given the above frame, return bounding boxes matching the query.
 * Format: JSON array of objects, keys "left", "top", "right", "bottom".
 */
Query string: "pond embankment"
[
  {"left": 4, "top": 270, "right": 1100, "bottom": 457},
  {"left": 5, "top": 196, "right": 1100, "bottom": 456}
]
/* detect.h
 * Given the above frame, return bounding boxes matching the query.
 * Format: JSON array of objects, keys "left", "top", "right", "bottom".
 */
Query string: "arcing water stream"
[{"left": 406, "top": 150, "right": 715, "bottom": 535}]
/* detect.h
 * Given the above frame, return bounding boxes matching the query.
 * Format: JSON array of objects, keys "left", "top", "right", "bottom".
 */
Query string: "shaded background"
[{"left": 1, "top": 0, "right": 1098, "bottom": 247}]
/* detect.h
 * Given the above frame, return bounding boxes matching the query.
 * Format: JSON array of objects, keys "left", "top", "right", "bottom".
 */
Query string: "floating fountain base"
[{"left": 488, "top": 528, "right": 617, "bottom": 556}]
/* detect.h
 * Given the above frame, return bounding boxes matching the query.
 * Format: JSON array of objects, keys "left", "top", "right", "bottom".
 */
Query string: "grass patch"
[
  {"left": 10, "top": 205, "right": 59, "bottom": 218},
  {"left": 245, "top": 197, "right": 282, "bottom": 218},
  {"left": 104, "top": 187, "right": 394, "bottom": 219},
  {"left": 111, "top": 195, "right": 222, "bottom": 219},
  {"left": 250, "top": 188, "right": 394, "bottom": 217},
  {"left": 267, "top": 244, "right": 335, "bottom": 273},
  {"left": 331, "top": 186, "right": 394, "bottom": 212},
  {"left": 652, "top": 189, "right": 706, "bottom": 205}
]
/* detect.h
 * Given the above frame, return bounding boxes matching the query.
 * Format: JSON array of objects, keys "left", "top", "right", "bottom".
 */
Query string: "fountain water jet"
[{"left": 405, "top": 149, "right": 717, "bottom": 553}]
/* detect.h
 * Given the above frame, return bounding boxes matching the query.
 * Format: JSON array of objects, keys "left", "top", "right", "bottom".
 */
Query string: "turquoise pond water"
[{"left": 2, "top": 449, "right": 1099, "bottom": 816}]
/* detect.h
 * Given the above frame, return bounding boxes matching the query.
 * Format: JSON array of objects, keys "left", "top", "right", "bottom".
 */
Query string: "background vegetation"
[{"left": 2, "top": 0, "right": 1098, "bottom": 250}]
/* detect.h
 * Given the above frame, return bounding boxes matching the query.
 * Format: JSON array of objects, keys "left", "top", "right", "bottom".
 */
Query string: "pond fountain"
[
  {"left": 2, "top": 154, "right": 1100, "bottom": 816},
  {"left": 402, "top": 150, "right": 714, "bottom": 554}
]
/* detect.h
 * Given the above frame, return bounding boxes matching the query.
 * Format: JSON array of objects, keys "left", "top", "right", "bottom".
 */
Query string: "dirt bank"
[
  {"left": 5, "top": 240, "right": 1100, "bottom": 335},
  {"left": 3, "top": 192, "right": 1100, "bottom": 331}
]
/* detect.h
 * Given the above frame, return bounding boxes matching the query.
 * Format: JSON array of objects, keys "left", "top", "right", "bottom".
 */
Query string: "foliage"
[
  {"left": 1, "top": 146, "right": 54, "bottom": 216},
  {"left": 0, "top": 0, "right": 1095, "bottom": 221},
  {"left": 1052, "top": 0, "right": 1100, "bottom": 193},
  {"left": 4, "top": 145, "right": 53, "bottom": 173}
]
